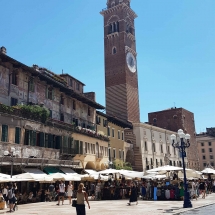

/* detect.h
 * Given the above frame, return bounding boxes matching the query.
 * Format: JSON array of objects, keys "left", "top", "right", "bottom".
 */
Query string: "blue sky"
[{"left": 1, "top": 0, "right": 214, "bottom": 133}]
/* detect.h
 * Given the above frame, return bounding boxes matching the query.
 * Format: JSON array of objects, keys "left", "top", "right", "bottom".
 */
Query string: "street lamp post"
[
  {"left": 4, "top": 147, "right": 15, "bottom": 178},
  {"left": 171, "top": 129, "right": 192, "bottom": 208}
]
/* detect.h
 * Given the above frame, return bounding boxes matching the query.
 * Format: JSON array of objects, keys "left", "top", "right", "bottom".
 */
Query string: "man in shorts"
[{"left": 56, "top": 180, "right": 65, "bottom": 205}]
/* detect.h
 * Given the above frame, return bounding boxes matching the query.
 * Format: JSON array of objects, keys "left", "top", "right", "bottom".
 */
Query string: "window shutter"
[
  {"left": 15, "top": 127, "right": 21, "bottom": 144},
  {"left": 48, "top": 134, "right": 53, "bottom": 148},
  {"left": 1, "top": 125, "right": 8, "bottom": 142},
  {"left": 39, "top": 133, "right": 45, "bottom": 147},
  {"left": 32, "top": 131, "right": 36, "bottom": 146},
  {"left": 52, "top": 89, "right": 55, "bottom": 100}
]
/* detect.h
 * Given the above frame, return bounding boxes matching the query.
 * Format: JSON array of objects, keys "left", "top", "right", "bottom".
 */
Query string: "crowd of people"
[{"left": 0, "top": 176, "right": 215, "bottom": 213}]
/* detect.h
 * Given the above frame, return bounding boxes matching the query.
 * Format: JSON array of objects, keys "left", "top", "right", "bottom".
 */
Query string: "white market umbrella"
[
  {"left": 147, "top": 165, "right": 183, "bottom": 174},
  {"left": 201, "top": 168, "right": 215, "bottom": 174},
  {"left": 51, "top": 173, "right": 81, "bottom": 181},
  {"left": 119, "top": 170, "right": 144, "bottom": 179},
  {"left": 98, "top": 169, "right": 120, "bottom": 174},
  {"left": 178, "top": 169, "right": 202, "bottom": 178},
  {"left": 13, "top": 172, "right": 45, "bottom": 181}
]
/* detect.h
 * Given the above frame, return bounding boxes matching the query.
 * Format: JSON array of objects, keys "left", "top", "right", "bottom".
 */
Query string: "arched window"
[
  {"left": 113, "top": 22, "right": 116, "bottom": 32},
  {"left": 112, "top": 47, "right": 117, "bottom": 55}
]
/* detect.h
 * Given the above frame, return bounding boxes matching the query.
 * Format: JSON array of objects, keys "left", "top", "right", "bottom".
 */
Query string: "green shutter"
[
  {"left": 32, "top": 131, "right": 36, "bottom": 146},
  {"left": 24, "top": 130, "right": 29, "bottom": 145},
  {"left": 1, "top": 125, "right": 8, "bottom": 142},
  {"left": 45, "top": 134, "right": 48, "bottom": 148},
  {"left": 48, "top": 134, "right": 53, "bottom": 148},
  {"left": 15, "top": 127, "right": 21, "bottom": 144},
  {"left": 39, "top": 132, "right": 45, "bottom": 147},
  {"left": 80, "top": 141, "right": 83, "bottom": 154}
]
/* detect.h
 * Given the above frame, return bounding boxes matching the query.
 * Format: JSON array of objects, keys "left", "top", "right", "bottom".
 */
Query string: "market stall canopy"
[
  {"left": 13, "top": 172, "right": 45, "bottom": 181},
  {"left": 178, "top": 169, "right": 202, "bottom": 179},
  {"left": 147, "top": 165, "right": 183, "bottom": 173},
  {"left": 98, "top": 169, "right": 120, "bottom": 174},
  {"left": 50, "top": 173, "right": 81, "bottom": 181},
  {"left": 0, "top": 173, "right": 10, "bottom": 178},
  {"left": 201, "top": 168, "right": 215, "bottom": 174},
  {"left": 143, "top": 174, "right": 166, "bottom": 179},
  {"left": 119, "top": 170, "right": 144, "bottom": 178}
]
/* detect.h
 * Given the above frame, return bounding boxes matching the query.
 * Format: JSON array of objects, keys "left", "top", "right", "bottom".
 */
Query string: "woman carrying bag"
[{"left": 75, "top": 183, "right": 90, "bottom": 215}]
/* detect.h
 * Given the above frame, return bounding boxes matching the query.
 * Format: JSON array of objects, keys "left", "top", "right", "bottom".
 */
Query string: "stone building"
[
  {"left": 96, "top": 111, "right": 133, "bottom": 167},
  {"left": 148, "top": 108, "right": 200, "bottom": 170},
  {"left": 196, "top": 128, "right": 215, "bottom": 170},
  {"left": 133, "top": 123, "right": 187, "bottom": 172},
  {"left": 0, "top": 47, "right": 109, "bottom": 174}
]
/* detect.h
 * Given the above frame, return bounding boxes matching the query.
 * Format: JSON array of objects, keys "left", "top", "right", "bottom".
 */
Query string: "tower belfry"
[{"left": 101, "top": 0, "right": 140, "bottom": 123}]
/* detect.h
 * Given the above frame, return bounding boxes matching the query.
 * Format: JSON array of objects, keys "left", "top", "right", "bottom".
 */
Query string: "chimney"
[
  {"left": 0, "top": 46, "right": 7, "bottom": 55},
  {"left": 32, "top": 64, "right": 39, "bottom": 71}
]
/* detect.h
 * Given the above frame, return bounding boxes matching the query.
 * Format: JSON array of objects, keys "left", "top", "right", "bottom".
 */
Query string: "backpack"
[{"left": 8, "top": 189, "right": 14, "bottom": 199}]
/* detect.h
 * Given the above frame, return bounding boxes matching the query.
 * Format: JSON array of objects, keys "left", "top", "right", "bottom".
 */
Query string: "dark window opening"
[
  {"left": 15, "top": 127, "right": 21, "bottom": 144},
  {"left": 29, "top": 78, "right": 35, "bottom": 92},
  {"left": 70, "top": 79, "right": 73, "bottom": 87},
  {"left": 73, "top": 100, "right": 76, "bottom": 110},
  {"left": 11, "top": 97, "right": 18, "bottom": 106},
  {"left": 60, "top": 94, "right": 64, "bottom": 105},
  {"left": 113, "top": 47, "right": 117, "bottom": 54},
  {"left": 60, "top": 113, "right": 64, "bottom": 122},
  {"left": 76, "top": 83, "right": 80, "bottom": 91},
  {"left": 108, "top": 127, "right": 110, "bottom": 136},
  {"left": 88, "top": 107, "right": 91, "bottom": 116},
  {"left": 47, "top": 87, "right": 53, "bottom": 100},
  {"left": 12, "top": 72, "right": 18, "bottom": 85}
]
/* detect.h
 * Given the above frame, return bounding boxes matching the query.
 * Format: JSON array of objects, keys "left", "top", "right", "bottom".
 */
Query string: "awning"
[
  {"left": 24, "top": 168, "right": 46, "bottom": 175},
  {"left": 43, "top": 167, "right": 63, "bottom": 175},
  {"left": 60, "top": 168, "right": 77, "bottom": 174}
]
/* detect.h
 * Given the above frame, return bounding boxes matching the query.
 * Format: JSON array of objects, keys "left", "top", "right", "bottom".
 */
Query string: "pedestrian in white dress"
[{"left": 67, "top": 181, "right": 73, "bottom": 205}]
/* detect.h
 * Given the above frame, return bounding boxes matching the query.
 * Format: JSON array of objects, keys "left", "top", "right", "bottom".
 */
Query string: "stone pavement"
[
  {"left": 0, "top": 193, "right": 214, "bottom": 215},
  {"left": 180, "top": 204, "right": 215, "bottom": 214}
]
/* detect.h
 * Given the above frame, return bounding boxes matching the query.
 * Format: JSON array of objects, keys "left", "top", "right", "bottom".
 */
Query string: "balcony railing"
[{"left": 60, "top": 147, "right": 83, "bottom": 155}]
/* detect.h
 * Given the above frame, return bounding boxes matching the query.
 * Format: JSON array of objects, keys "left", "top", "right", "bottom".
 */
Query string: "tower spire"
[{"left": 107, "top": 0, "right": 131, "bottom": 9}]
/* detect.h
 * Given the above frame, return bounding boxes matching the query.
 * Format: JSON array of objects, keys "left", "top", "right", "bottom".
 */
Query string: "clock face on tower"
[{"left": 126, "top": 52, "right": 136, "bottom": 73}]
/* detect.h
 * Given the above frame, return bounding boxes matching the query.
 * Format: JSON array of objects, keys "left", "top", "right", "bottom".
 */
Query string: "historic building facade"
[
  {"left": 133, "top": 123, "right": 188, "bottom": 172},
  {"left": 196, "top": 128, "right": 215, "bottom": 170},
  {"left": 96, "top": 111, "right": 132, "bottom": 166},
  {"left": 0, "top": 47, "right": 109, "bottom": 174},
  {"left": 148, "top": 108, "right": 200, "bottom": 170}
]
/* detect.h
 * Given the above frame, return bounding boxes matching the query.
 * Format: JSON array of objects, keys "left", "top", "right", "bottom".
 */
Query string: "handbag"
[{"left": 72, "top": 199, "right": 77, "bottom": 207}]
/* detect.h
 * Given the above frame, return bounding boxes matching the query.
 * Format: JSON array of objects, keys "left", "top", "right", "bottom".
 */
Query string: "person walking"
[
  {"left": 7, "top": 183, "right": 15, "bottom": 213},
  {"left": 56, "top": 180, "right": 65, "bottom": 205},
  {"left": 127, "top": 182, "right": 138, "bottom": 206},
  {"left": 76, "top": 183, "right": 90, "bottom": 215},
  {"left": 67, "top": 181, "right": 73, "bottom": 205}
]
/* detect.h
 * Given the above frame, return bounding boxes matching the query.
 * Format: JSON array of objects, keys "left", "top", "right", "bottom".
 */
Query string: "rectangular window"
[
  {"left": 108, "top": 127, "right": 110, "bottom": 136},
  {"left": 47, "top": 87, "right": 53, "bottom": 100},
  {"left": 49, "top": 109, "right": 52, "bottom": 118},
  {"left": 60, "top": 95, "right": 64, "bottom": 105},
  {"left": 113, "top": 149, "right": 116, "bottom": 159},
  {"left": 202, "top": 149, "right": 205, "bottom": 153},
  {"left": 60, "top": 114, "right": 64, "bottom": 122},
  {"left": 103, "top": 119, "right": 107, "bottom": 127},
  {"left": 11, "top": 72, "right": 18, "bottom": 85},
  {"left": 160, "top": 145, "right": 163, "bottom": 153},
  {"left": 11, "top": 97, "right": 18, "bottom": 106},
  {"left": 70, "top": 79, "right": 73, "bottom": 87},
  {"left": 209, "top": 148, "right": 213, "bottom": 153},
  {"left": 1, "top": 125, "right": 8, "bottom": 142},
  {"left": 151, "top": 158, "right": 153, "bottom": 165},
  {"left": 112, "top": 129, "right": 115, "bottom": 138},
  {"left": 85, "top": 142, "right": 87, "bottom": 154},
  {"left": 204, "top": 163, "right": 207, "bottom": 167},
  {"left": 108, "top": 148, "right": 111, "bottom": 160},
  {"left": 201, "top": 142, "right": 204, "bottom": 146},
  {"left": 119, "top": 150, "right": 121, "bottom": 159},
  {"left": 76, "top": 83, "right": 80, "bottom": 91},
  {"left": 122, "top": 151, "right": 124, "bottom": 161},
  {"left": 145, "top": 141, "right": 147, "bottom": 151},
  {"left": 88, "top": 107, "right": 91, "bottom": 116},
  {"left": 153, "top": 143, "right": 156, "bottom": 152},
  {"left": 211, "top": 162, "right": 214, "bottom": 166},
  {"left": 29, "top": 78, "right": 35, "bottom": 92},
  {"left": 203, "top": 155, "right": 206, "bottom": 160},
  {"left": 15, "top": 127, "right": 21, "bottom": 144},
  {"left": 208, "top": 142, "right": 212, "bottom": 146},
  {"left": 118, "top": 130, "right": 120, "bottom": 139},
  {"left": 73, "top": 100, "right": 76, "bottom": 110},
  {"left": 45, "top": 134, "right": 48, "bottom": 148},
  {"left": 210, "top": 155, "right": 213, "bottom": 159},
  {"left": 160, "top": 159, "right": 163, "bottom": 166},
  {"left": 122, "top": 132, "right": 124, "bottom": 141}
]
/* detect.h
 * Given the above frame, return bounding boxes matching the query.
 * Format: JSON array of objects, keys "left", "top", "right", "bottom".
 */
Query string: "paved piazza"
[{"left": 0, "top": 194, "right": 214, "bottom": 215}]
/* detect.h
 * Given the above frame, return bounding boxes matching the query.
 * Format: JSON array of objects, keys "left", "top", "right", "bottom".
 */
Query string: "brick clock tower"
[{"left": 101, "top": 0, "right": 140, "bottom": 123}]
